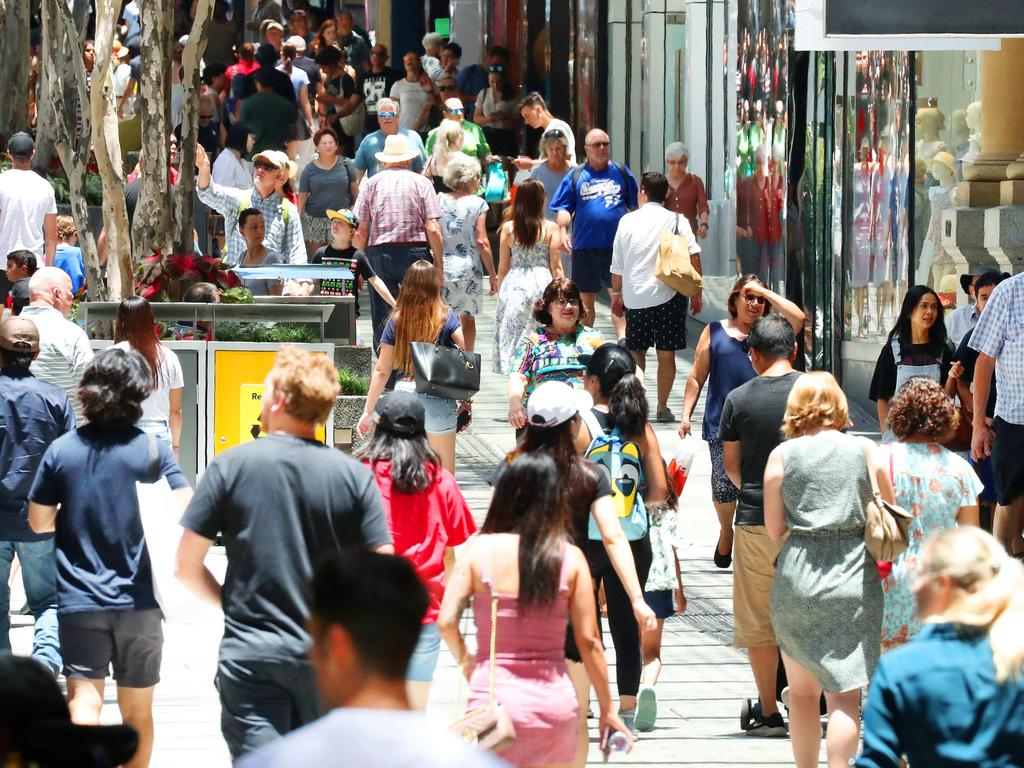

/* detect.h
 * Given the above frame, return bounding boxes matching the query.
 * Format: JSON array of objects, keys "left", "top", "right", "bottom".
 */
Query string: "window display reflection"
[
  {"left": 842, "top": 51, "right": 911, "bottom": 342},
  {"left": 735, "top": 0, "right": 788, "bottom": 291}
]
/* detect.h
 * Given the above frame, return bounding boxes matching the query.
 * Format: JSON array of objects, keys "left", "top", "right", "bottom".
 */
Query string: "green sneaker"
[
  {"left": 635, "top": 686, "right": 657, "bottom": 732},
  {"left": 618, "top": 707, "right": 637, "bottom": 735}
]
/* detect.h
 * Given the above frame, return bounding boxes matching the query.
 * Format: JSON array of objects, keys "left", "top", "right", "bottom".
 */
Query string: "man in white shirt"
[
  {"left": 513, "top": 92, "right": 577, "bottom": 170},
  {"left": 420, "top": 32, "right": 444, "bottom": 82},
  {"left": 0, "top": 133, "right": 57, "bottom": 266},
  {"left": 236, "top": 550, "right": 502, "bottom": 768},
  {"left": 945, "top": 271, "right": 982, "bottom": 348},
  {"left": 19, "top": 267, "right": 94, "bottom": 422},
  {"left": 611, "top": 171, "right": 701, "bottom": 422}
]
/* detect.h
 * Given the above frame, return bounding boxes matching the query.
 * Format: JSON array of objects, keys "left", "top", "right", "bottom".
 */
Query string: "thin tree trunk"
[
  {"left": 41, "top": 0, "right": 106, "bottom": 301},
  {"left": 174, "top": 0, "right": 215, "bottom": 253},
  {"left": 0, "top": 0, "right": 30, "bottom": 137},
  {"left": 90, "top": 0, "right": 133, "bottom": 299},
  {"left": 133, "top": 0, "right": 175, "bottom": 259}
]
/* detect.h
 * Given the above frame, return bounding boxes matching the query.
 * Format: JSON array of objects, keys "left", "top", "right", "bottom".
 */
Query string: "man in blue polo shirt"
[{"left": 551, "top": 128, "right": 638, "bottom": 338}]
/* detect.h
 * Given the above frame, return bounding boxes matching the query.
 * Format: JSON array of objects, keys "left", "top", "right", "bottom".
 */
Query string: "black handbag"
[{"left": 410, "top": 341, "right": 482, "bottom": 401}]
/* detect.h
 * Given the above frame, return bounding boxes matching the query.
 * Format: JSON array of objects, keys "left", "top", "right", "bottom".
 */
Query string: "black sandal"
[{"left": 714, "top": 532, "right": 732, "bottom": 569}]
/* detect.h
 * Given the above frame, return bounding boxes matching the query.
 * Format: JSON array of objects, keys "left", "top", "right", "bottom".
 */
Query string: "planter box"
[
  {"left": 334, "top": 394, "right": 368, "bottom": 453},
  {"left": 334, "top": 344, "right": 372, "bottom": 380}
]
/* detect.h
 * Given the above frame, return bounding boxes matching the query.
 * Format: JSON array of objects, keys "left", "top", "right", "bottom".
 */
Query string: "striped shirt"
[
  {"left": 969, "top": 271, "right": 1024, "bottom": 425},
  {"left": 353, "top": 167, "right": 441, "bottom": 247},
  {"left": 19, "top": 305, "right": 94, "bottom": 423},
  {"left": 197, "top": 181, "right": 305, "bottom": 266}
]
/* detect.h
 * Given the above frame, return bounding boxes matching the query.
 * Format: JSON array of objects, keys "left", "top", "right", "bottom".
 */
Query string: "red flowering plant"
[{"left": 135, "top": 248, "right": 245, "bottom": 301}]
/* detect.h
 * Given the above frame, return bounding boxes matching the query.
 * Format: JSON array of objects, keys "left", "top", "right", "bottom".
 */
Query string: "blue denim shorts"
[
  {"left": 394, "top": 381, "right": 457, "bottom": 434},
  {"left": 406, "top": 622, "right": 441, "bottom": 682}
]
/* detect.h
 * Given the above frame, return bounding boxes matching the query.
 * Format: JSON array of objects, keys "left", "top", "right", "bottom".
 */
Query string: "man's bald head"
[
  {"left": 584, "top": 128, "right": 611, "bottom": 169},
  {"left": 29, "top": 267, "right": 74, "bottom": 317},
  {"left": 443, "top": 98, "right": 465, "bottom": 121}
]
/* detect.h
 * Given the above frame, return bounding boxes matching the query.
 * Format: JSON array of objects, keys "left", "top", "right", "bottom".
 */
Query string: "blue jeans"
[
  {"left": 365, "top": 244, "right": 431, "bottom": 351},
  {"left": 0, "top": 538, "right": 61, "bottom": 673}
]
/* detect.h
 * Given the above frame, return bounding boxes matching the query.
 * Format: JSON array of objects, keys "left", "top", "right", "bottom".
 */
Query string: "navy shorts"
[
  {"left": 624, "top": 293, "right": 689, "bottom": 351},
  {"left": 571, "top": 247, "right": 614, "bottom": 293},
  {"left": 992, "top": 418, "right": 1024, "bottom": 505},
  {"left": 59, "top": 608, "right": 163, "bottom": 687},
  {"left": 643, "top": 589, "right": 675, "bottom": 619}
]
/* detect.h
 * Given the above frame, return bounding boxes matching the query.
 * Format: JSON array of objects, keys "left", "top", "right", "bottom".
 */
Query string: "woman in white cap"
[{"left": 491, "top": 379, "right": 657, "bottom": 764}]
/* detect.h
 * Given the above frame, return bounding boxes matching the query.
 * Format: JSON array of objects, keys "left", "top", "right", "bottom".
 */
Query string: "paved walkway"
[{"left": 10, "top": 292, "right": 810, "bottom": 767}]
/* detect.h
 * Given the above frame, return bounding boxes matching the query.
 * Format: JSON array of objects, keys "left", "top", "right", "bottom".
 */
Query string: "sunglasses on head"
[{"left": 543, "top": 128, "right": 565, "bottom": 139}]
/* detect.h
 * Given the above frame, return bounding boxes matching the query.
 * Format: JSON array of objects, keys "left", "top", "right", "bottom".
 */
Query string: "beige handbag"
[
  {"left": 339, "top": 102, "right": 367, "bottom": 138},
  {"left": 654, "top": 214, "right": 704, "bottom": 297},
  {"left": 862, "top": 442, "right": 913, "bottom": 563},
  {"left": 448, "top": 596, "right": 517, "bottom": 753}
]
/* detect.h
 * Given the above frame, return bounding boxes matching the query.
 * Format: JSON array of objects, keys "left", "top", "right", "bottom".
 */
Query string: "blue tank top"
[{"left": 703, "top": 321, "right": 756, "bottom": 440}]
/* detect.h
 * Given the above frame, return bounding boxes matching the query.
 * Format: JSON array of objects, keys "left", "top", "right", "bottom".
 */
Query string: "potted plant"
[
  {"left": 135, "top": 249, "right": 246, "bottom": 301},
  {"left": 334, "top": 367, "right": 370, "bottom": 452}
]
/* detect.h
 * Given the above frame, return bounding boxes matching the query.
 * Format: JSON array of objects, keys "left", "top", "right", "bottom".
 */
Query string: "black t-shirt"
[
  {"left": 490, "top": 453, "right": 611, "bottom": 546},
  {"left": 323, "top": 74, "right": 357, "bottom": 130},
  {"left": 954, "top": 328, "right": 997, "bottom": 419},
  {"left": 9, "top": 278, "right": 30, "bottom": 315},
  {"left": 718, "top": 371, "right": 802, "bottom": 526},
  {"left": 869, "top": 336, "right": 953, "bottom": 402},
  {"left": 181, "top": 433, "right": 391, "bottom": 661},
  {"left": 361, "top": 68, "right": 401, "bottom": 132},
  {"left": 293, "top": 56, "right": 322, "bottom": 107},
  {"left": 234, "top": 65, "right": 297, "bottom": 104},
  {"left": 312, "top": 245, "right": 374, "bottom": 312}
]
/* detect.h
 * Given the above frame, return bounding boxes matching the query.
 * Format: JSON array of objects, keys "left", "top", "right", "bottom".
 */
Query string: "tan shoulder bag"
[
  {"left": 862, "top": 442, "right": 914, "bottom": 563},
  {"left": 654, "top": 214, "right": 703, "bottom": 297}
]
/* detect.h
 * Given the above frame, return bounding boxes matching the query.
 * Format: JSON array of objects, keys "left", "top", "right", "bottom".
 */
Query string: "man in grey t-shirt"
[{"left": 176, "top": 347, "right": 393, "bottom": 760}]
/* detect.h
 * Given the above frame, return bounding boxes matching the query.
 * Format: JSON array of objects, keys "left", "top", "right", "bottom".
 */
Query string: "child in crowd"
[{"left": 53, "top": 215, "right": 86, "bottom": 295}]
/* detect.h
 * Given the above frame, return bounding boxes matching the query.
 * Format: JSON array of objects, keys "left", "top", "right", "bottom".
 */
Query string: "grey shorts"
[{"left": 59, "top": 608, "right": 163, "bottom": 687}]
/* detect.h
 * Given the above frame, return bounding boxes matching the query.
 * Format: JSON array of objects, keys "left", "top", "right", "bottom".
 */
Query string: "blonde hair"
[
  {"left": 431, "top": 119, "right": 464, "bottom": 177},
  {"left": 265, "top": 345, "right": 340, "bottom": 424},
  {"left": 56, "top": 214, "right": 77, "bottom": 242},
  {"left": 921, "top": 527, "right": 1024, "bottom": 683},
  {"left": 781, "top": 371, "right": 848, "bottom": 438},
  {"left": 390, "top": 260, "right": 447, "bottom": 376}
]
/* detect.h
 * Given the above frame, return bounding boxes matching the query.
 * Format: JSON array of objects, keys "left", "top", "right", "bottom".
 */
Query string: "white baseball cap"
[{"left": 525, "top": 381, "right": 593, "bottom": 429}]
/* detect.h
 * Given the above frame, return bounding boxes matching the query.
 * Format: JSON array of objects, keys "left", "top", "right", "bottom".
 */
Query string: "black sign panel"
[{"left": 825, "top": 0, "right": 1024, "bottom": 36}]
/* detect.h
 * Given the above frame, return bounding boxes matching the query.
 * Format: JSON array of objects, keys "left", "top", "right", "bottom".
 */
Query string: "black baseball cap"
[
  {"left": 373, "top": 391, "right": 426, "bottom": 435},
  {"left": 7, "top": 131, "right": 34, "bottom": 158},
  {"left": 585, "top": 342, "right": 636, "bottom": 392},
  {"left": 0, "top": 654, "right": 139, "bottom": 767}
]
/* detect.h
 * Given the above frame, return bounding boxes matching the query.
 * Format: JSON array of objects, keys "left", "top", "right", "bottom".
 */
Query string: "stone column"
[{"left": 960, "top": 39, "right": 1024, "bottom": 205}]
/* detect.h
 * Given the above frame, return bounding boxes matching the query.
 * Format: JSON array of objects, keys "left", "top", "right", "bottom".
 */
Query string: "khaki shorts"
[{"left": 732, "top": 525, "right": 782, "bottom": 648}]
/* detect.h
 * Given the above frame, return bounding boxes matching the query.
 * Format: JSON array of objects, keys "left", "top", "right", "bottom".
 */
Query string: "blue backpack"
[{"left": 581, "top": 412, "right": 648, "bottom": 541}]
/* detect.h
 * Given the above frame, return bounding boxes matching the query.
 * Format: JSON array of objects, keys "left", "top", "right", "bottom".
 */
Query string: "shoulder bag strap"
[
  {"left": 487, "top": 595, "right": 499, "bottom": 705},
  {"left": 579, "top": 408, "right": 603, "bottom": 444},
  {"left": 862, "top": 440, "right": 881, "bottom": 500}
]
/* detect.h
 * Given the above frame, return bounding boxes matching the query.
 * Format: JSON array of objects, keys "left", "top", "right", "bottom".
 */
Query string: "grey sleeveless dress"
[{"left": 770, "top": 430, "right": 883, "bottom": 692}]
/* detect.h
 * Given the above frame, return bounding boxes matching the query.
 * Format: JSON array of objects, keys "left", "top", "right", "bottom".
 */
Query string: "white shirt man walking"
[
  {"left": 0, "top": 132, "right": 58, "bottom": 266},
  {"left": 611, "top": 171, "right": 701, "bottom": 421}
]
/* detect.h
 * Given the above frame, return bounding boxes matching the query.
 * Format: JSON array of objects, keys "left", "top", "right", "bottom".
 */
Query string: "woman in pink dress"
[{"left": 439, "top": 453, "right": 633, "bottom": 767}]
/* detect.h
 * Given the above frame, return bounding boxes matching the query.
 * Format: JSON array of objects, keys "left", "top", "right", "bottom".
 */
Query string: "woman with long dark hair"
[
  {"left": 357, "top": 391, "right": 476, "bottom": 711},
  {"left": 114, "top": 296, "right": 184, "bottom": 457},
  {"left": 358, "top": 260, "right": 466, "bottom": 472},
  {"left": 493, "top": 179, "right": 564, "bottom": 374},
  {"left": 493, "top": 380, "right": 656, "bottom": 764},
  {"left": 438, "top": 452, "right": 634, "bottom": 767},
  {"left": 575, "top": 342, "right": 669, "bottom": 733},
  {"left": 869, "top": 284, "right": 952, "bottom": 435}
]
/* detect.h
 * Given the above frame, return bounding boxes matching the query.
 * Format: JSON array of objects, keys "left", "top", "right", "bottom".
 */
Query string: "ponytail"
[
  {"left": 923, "top": 527, "right": 1024, "bottom": 683},
  {"left": 608, "top": 374, "right": 648, "bottom": 441}
]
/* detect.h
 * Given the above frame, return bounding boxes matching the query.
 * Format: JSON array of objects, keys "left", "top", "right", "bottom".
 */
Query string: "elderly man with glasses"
[
  {"left": 424, "top": 97, "right": 490, "bottom": 167},
  {"left": 354, "top": 98, "right": 428, "bottom": 181}
]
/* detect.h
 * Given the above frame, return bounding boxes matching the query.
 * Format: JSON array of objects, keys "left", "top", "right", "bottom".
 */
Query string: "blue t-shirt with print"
[
  {"left": 54, "top": 243, "right": 86, "bottom": 294},
  {"left": 550, "top": 163, "right": 638, "bottom": 250}
]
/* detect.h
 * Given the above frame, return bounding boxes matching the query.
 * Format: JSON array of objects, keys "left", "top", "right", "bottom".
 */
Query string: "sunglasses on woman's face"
[
  {"left": 254, "top": 160, "right": 278, "bottom": 171},
  {"left": 439, "top": 85, "right": 457, "bottom": 92},
  {"left": 742, "top": 293, "right": 766, "bottom": 305}
]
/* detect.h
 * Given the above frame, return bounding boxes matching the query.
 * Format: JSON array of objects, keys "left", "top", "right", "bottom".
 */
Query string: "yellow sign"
[
  {"left": 239, "top": 384, "right": 266, "bottom": 444},
  {"left": 212, "top": 348, "right": 329, "bottom": 456}
]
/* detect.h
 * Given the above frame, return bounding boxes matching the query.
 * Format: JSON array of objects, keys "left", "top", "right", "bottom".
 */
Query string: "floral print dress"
[
  {"left": 493, "top": 235, "right": 556, "bottom": 374},
  {"left": 439, "top": 193, "right": 489, "bottom": 317},
  {"left": 880, "top": 442, "right": 983, "bottom": 651}
]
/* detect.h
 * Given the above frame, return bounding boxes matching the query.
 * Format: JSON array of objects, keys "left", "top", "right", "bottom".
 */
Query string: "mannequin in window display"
[
  {"left": 872, "top": 135, "right": 896, "bottom": 332},
  {"left": 959, "top": 99, "right": 983, "bottom": 173},
  {"left": 771, "top": 99, "right": 786, "bottom": 167},
  {"left": 951, "top": 109, "right": 970, "bottom": 181},
  {"left": 760, "top": 145, "right": 785, "bottom": 288},
  {"left": 918, "top": 151, "right": 958, "bottom": 290},
  {"left": 851, "top": 138, "right": 875, "bottom": 337},
  {"left": 735, "top": 147, "right": 760, "bottom": 275},
  {"left": 915, "top": 107, "right": 948, "bottom": 181}
]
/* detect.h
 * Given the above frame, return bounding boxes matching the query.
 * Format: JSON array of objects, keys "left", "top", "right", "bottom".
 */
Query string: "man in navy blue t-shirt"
[{"left": 551, "top": 128, "right": 638, "bottom": 337}]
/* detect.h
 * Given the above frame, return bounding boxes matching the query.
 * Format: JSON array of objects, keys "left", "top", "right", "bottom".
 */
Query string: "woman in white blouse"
[{"left": 212, "top": 124, "right": 254, "bottom": 190}]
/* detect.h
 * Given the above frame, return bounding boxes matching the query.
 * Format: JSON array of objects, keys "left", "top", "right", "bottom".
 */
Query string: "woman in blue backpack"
[{"left": 576, "top": 343, "right": 669, "bottom": 735}]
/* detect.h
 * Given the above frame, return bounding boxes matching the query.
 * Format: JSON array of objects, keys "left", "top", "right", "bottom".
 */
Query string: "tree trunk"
[
  {"left": 90, "top": 0, "right": 133, "bottom": 299},
  {"left": 0, "top": 0, "right": 31, "bottom": 137},
  {"left": 133, "top": 0, "right": 175, "bottom": 259},
  {"left": 174, "top": 0, "right": 215, "bottom": 253},
  {"left": 41, "top": 0, "right": 106, "bottom": 300}
]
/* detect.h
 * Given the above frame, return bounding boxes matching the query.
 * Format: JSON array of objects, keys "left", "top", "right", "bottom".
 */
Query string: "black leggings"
[{"left": 584, "top": 537, "right": 653, "bottom": 698}]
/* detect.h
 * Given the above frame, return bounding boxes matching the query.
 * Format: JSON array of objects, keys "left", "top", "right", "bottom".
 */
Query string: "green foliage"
[
  {"left": 220, "top": 287, "right": 254, "bottom": 304},
  {"left": 50, "top": 176, "right": 70, "bottom": 204},
  {"left": 337, "top": 368, "right": 369, "bottom": 396},
  {"left": 213, "top": 322, "right": 318, "bottom": 343},
  {"left": 84, "top": 173, "right": 104, "bottom": 206}
]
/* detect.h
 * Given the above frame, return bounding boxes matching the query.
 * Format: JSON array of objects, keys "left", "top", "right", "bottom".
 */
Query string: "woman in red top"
[{"left": 357, "top": 390, "right": 477, "bottom": 710}]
